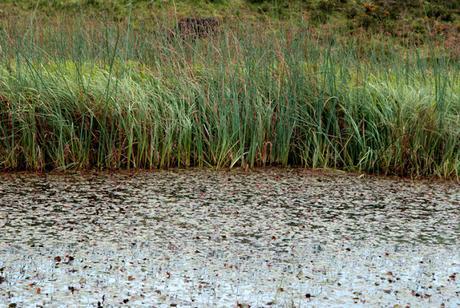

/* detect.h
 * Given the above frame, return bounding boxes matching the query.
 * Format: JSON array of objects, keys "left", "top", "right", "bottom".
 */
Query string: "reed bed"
[{"left": 0, "top": 16, "right": 458, "bottom": 177}]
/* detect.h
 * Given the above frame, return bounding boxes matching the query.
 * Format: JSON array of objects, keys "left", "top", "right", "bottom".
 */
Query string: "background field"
[{"left": 1, "top": 0, "right": 459, "bottom": 38}]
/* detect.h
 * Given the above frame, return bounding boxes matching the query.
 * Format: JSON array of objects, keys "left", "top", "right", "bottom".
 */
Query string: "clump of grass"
[{"left": 0, "top": 16, "right": 458, "bottom": 177}]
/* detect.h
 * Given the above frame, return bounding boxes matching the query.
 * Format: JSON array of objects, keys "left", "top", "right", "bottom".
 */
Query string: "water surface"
[{"left": 0, "top": 169, "right": 459, "bottom": 306}]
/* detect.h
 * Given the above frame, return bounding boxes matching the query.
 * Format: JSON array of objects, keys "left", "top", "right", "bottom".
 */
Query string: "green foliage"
[
  {"left": 0, "top": 17, "right": 458, "bottom": 177},
  {"left": 0, "top": 1, "right": 458, "bottom": 40},
  {"left": 246, "top": 0, "right": 270, "bottom": 3}
]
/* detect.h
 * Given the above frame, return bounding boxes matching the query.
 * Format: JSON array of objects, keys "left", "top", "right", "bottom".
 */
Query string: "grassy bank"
[
  {"left": 0, "top": 16, "right": 459, "bottom": 177},
  {"left": 1, "top": 0, "right": 459, "bottom": 41}
]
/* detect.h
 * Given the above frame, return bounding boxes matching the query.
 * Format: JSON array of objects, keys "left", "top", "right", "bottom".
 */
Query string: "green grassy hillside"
[
  {"left": 0, "top": 1, "right": 458, "bottom": 47},
  {"left": 1, "top": 0, "right": 459, "bottom": 34}
]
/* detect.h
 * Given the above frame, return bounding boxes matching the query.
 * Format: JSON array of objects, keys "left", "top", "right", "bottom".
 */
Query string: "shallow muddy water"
[{"left": 0, "top": 169, "right": 459, "bottom": 307}]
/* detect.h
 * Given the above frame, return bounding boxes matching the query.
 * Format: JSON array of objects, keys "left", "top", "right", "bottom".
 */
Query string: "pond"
[{"left": 0, "top": 169, "right": 459, "bottom": 306}]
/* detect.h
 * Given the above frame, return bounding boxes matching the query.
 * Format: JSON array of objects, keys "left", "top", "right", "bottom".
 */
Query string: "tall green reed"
[{"left": 0, "top": 15, "right": 458, "bottom": 177}]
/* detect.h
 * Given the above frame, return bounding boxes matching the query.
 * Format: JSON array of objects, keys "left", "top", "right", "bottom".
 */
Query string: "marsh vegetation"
[
  {"left": 0, "top": 1, "right": 458, "bottom": 177},
  {"left": 0, "top": 3, "right": 459, "bottom": 306}
]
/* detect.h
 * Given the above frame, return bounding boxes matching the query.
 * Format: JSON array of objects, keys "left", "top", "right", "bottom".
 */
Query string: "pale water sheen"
[{"left": 0, "top": 169, "right": 459, "bottom": 307}]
